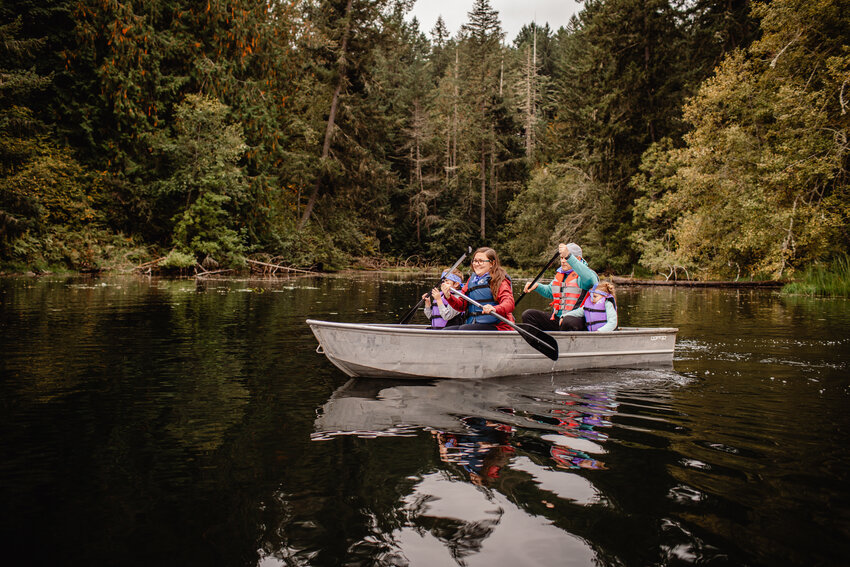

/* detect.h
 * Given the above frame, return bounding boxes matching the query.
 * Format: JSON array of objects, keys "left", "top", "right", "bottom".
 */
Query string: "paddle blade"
[
  {"left": 398, "top": 298, "right": 424, "bottom": 324},
  {"left": 517, "top": 323, "right": 559, "bottom": 361}
]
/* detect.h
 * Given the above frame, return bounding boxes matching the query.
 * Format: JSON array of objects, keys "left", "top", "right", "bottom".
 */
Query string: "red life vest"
[{"left": 549, "top": 270, "right": 587, "bottom": 320}]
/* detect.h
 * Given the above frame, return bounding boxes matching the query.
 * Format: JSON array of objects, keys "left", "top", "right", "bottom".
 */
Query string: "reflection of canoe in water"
[
  {"left": 312, "top": 375, "right": 620, "bottom": 439},
  {"left": 306, "top": 319, "right": 677, "bottom": 380}
]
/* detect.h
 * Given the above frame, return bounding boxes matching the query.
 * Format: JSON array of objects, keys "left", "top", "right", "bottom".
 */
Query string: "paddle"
[
  {"left": 447, "top": 288, "right": 559, "bottom": 361},
  {"left": 514, "top": 249, "right": 561, "bottom": 307},
  {"left": 398, "top": 246, "right": 472, "bottom": 324}
]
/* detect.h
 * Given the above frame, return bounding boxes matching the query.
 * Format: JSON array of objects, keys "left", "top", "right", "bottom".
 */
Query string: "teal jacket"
[{"left": 533, "top": 255, "right": 599, "bottom": 318}]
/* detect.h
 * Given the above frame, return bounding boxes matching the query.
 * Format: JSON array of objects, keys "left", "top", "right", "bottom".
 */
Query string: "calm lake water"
[{"left": 1, "top": 273, "right": 849, "bottom": 566}]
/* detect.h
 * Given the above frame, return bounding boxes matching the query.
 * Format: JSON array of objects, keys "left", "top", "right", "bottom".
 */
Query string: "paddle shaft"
[
  {"left": 514, "top": 250, "right": 561, "bottom": 307},
  {"left": 448, "top": 288, "right": 558, "bottom": 360},
  {"left": 398, "top": 247, "right": 471, "bottom": 324}
]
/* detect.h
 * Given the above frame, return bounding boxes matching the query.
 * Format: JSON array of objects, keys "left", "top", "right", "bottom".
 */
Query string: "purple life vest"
[
  {"left": 582, "top": 287, "right": 616, "bottom": 332},
  {"left": 430, "top": 293, "right": 450, "bottom": 328}
]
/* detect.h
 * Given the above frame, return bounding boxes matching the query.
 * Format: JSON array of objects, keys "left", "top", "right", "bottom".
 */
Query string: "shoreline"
[
  {"left": 609, "top": 276, "right": 785, "bottom": 288},
  {"left": 2, "top": 268, "right": 790, "bottom": 288}
]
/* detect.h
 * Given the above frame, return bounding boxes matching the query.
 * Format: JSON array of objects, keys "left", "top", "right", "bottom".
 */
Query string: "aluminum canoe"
[{"left": 306, "top": 319, "right": 677, "bottom": 380}]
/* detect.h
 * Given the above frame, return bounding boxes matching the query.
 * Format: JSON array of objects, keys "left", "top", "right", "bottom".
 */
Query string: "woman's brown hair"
[{"left": 473, "top": 247, "right": 509, "bottom": 298}]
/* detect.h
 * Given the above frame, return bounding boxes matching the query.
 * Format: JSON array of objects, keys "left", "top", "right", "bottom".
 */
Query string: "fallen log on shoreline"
[
  {"left": 610, "top": 276, "right": 785, "bottom": 287},
  {"left": 194, "top": 268, "right": 234, "bottom": 278},
  {"left": 245, "top": 258, "right": 314, "bottom": 275},
  {"left": 133, "top": 257, "right": 166, "bottom": 271}
]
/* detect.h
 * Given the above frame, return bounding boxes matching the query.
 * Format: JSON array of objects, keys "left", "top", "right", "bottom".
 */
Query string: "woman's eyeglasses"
[{"left": 472, "top": 259, "right": 492, "bottom": 264}]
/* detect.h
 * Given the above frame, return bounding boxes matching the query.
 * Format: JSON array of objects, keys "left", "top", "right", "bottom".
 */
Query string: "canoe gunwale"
[
  {"left": 305, "top": 319, "right": 678, "bottom": 336},
  {"left": 306, "top": 319, "right": 678, "bottom": 379}
]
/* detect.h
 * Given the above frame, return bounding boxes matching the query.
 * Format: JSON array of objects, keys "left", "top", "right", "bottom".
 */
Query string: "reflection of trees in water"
[{"left": 402, "top": 489, "right": 503, "bottom": 564}]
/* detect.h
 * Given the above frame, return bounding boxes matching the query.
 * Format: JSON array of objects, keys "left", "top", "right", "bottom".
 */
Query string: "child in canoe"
[
  {"left": 422, "top": 268, "right": 464, "bottom": 328},
  {"left": 563, "top": 281, "right": 618, "bottom": 332}
]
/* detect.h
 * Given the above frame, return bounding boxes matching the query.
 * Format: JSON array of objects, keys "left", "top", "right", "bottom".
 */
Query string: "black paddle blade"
[
  {"left": 517, "top": 323, "right": 559, "bottom": 361},
  {"left": 398, "top": 298, "right": 424, "bottom": 325}
]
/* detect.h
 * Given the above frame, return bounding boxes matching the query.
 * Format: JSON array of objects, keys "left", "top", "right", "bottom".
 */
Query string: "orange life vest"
[{"left": 549, "top": 270, "right": 587, "bottom": 320}]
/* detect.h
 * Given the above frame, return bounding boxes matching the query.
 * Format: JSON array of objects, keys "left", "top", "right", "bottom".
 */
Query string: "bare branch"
[{"left": 770, "top": 29, "right": 803, "bottom": 69}]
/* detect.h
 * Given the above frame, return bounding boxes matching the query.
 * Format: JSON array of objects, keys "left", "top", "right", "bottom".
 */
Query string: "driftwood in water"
[
  {"left": 194, "top": 268, "right": 234, "bottom": 278},
  {"left": 133, "top": 257, "right": 166, "bottom": 271},
  {"left": 610, "top": 276, "right": 784, "bottom": 288},
  {"left": 246, "top": 258, "right": 313, "bottom": 275}
]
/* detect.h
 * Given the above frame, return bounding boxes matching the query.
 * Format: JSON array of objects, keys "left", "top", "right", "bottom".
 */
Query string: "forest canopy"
[{"left": 1, "top": 0, "right": 847, "bottom": 279}]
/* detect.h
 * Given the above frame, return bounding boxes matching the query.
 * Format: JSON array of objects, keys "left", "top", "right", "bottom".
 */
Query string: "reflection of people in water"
[
  {"left": 433, "top": 410, "right": 610, "bottom": 481},
  {"left": 499, "top": 406, "right": 611, "bottom": 443},
  {"left": 433, "top": 417, "right": 515, "bottom": 486},
  {"left": 550, "top": 445, "right": 606, "bottom": 470},
  {"left": 428, "top": 391, "right": 616, "bottom": 484}
]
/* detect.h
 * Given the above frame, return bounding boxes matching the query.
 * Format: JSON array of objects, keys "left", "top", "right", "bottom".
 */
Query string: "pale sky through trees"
[{"left": 406, "top": 0, "right": 583, "bottom": 42}]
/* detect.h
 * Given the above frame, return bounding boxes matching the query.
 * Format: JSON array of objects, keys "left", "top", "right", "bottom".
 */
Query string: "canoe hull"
[{"left": 307, "top": 319, "right": 677, "bottom": 380}]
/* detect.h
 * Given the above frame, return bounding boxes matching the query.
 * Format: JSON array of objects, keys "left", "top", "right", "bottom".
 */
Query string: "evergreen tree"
[
  {"left": 0, "top": 12, "right": 101, "bottom": 267},
  {"left": 460, "top": 0, "right": 504, "bottom": 239},
  {"left": 505, "top": 0, "right": 756, "bottom": 271},
  {"left": 149, "top": 94, "right": 248, "bottom": 266},
  {"left": 633, "top": 0, "right": 850, "bottom": 278}
]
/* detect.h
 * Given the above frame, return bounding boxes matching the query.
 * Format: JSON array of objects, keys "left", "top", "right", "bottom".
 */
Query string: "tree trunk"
[
  {"left": 452, "top": 48, "right": 459, "bottom": 182},
  {"left": 524, "top": 28, "right": 537, "bottom": 160},
  {"left": 525, "top": 45, "right": 533, "bottom": 158},
  {"left": 490, "top": 130, "right": 496, "bottom": 211},
  {"left": 480, "top": 144, "right": 486, "bottom": 239},
  {"left": 297, "top": 0, "right": 354, "bottom": 230}
]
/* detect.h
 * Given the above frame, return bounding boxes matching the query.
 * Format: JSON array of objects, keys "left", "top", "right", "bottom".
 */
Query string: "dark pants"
[
  {"left": 451, "top": 322, "right": 499, "bottom": 331},
  {"left": 521, "top": 309, "right": 586, "bottom": 331}
]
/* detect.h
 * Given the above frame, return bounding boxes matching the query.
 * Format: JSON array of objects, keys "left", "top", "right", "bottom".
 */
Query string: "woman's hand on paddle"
[
  {"left": 482, "top": 304, "right": 495, "bottom": 315},
  {"left": 524, "top": 281, "right": 539, "bottom": 293}
]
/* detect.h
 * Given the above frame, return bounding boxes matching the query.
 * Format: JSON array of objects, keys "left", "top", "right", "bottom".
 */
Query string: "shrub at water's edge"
[{"left": 782, "top": 256, "right": 850, "bottom": 297}]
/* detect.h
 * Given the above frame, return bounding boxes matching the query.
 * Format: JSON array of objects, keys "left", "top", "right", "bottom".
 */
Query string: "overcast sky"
[{"left": 406, "top": 0, "right": 583, "bottom": 43}]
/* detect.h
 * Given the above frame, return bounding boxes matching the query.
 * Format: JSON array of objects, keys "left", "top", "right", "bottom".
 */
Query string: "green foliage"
[
  {"left": 633, "top": 0, "right": 850, "bottom": 279},
  {"left": 151, "top": 94, "right": 248, "bottom": 267},
  {"left": 503, "top": 165, "right": 583, "bottom": 265},
  {"left": 11, "top": 0, "right": 827, "bottom": 280},
  {"left": 7, "top": 226, "right": 148, "bottom": 272},
  {"left": 0, "top": 12, "right": 109, "bottom": 269},
  {"left": 783, "top": 256, "right": 850, "bottom": 297},
  {"left": 172, "top": 191, "right": 245, "bottom": 266},
  {"left": 529, "top": 0, "right": 757, "bottom": 272},
  {"left": 161, "top": 249, "right": 196, "bottom": 270}
]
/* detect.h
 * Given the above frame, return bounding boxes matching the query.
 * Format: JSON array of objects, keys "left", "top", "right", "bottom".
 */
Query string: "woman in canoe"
[
  {"left": 442, "top": 247, "right": 515, "bottom": 331},
  {"left": 521, "top": 242, "right": 598, "bottom": 331}
]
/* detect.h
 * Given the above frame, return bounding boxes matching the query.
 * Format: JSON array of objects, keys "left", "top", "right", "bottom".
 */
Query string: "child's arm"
[
  {"left": 422, "top": 294, "right": 433, "bottom": 320},
  {"left": 436, "top": 297, "right": 462, "bottom": 320},
  {"left": 561, "top": 306, "right": 584, "bottom": 319},
  {"left": 596, "top": 300, "right": 618, "bottom": 332}
]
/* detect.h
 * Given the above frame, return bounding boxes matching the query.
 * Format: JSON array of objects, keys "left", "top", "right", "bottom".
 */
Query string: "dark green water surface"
[{"left": 1, "top": 274, "right": 848, "bottom": 566}]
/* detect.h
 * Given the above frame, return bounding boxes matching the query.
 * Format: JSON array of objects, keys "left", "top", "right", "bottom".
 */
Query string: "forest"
[{"left": 1, "top": 0, "right": 848, "bottom": 280}]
